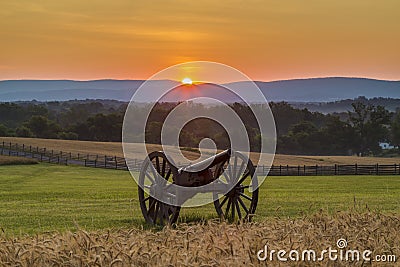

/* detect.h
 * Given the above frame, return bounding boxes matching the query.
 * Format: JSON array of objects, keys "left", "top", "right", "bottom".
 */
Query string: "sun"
[{"left": 181, "top": 77, "right": 193, "bottom": 85}]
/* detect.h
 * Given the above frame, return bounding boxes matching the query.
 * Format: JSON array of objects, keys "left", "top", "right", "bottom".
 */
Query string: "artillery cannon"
[{"left": 138, "top": 149, "right": 259, "bottom": 225}]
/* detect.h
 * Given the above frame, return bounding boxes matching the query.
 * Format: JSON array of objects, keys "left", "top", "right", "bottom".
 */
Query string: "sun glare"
[{"left": 181, "top": 77, "right": 193, "bottom": 85}]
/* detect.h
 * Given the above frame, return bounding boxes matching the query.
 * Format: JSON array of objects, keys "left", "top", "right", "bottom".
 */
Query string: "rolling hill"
[{"left": 0, "top": 77, "right": 399, "bottom": 103}]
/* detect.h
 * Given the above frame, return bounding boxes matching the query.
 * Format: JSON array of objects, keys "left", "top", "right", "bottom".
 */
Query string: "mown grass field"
[
  {"left": 0, "top": 163, "right": 399, "bottom": 235},
  {"left": 3, "top": 136, "right": 400, "bottom": 165}
]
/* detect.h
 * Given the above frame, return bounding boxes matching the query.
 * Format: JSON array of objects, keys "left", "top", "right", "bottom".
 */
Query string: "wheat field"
[{"left": 0, "top": 212, "right": 398, "bottom": 266}]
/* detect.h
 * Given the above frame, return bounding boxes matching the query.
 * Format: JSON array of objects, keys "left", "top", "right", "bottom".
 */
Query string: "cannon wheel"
[
  {"left": 213, "top": 151, "right": 258, "bottom": 222},
  {"left": 138, "top": 151, "right": 180, "bottom": 225}
]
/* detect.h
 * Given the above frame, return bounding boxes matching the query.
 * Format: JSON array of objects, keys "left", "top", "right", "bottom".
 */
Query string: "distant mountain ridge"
[{"left": 0, "top": 77, "right": 399, "bottom": 102}]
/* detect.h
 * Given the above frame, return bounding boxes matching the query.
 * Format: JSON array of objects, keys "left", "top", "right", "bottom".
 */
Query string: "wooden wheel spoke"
[
  {"left": 149, "top": 163, "right": 158, "bottom": 181},
  {"left": 161, "top": 158, "right": 166, "bottom": 176},
  {"left": 237, "top": 185, "right": 250, "bottom": 189},
  {"left": 167, "top": 206, "right": 173, "bottom": 216},
  {"left": 153, "top": 202, "right": 160, "bottom": 222},
  {"left": 225, "top": 198, "right": 232, "bottom": 217},
  {"left": 159, "top": 204, "right": 166, "bottom": 221},
  {"left": 219, "top": 195, "right": 229, "bottom": 208},
  {"left": 222, "top": 169, "right": 230, "bottom": 183},
  {"left": 239, "top": 192, "right": 252, "bottom": 201},
  {"left": 145, "top": 172, "right": 155, "bottom": 184},
  {"left": 155, "top": 157, "right": 160, "bottom": 173},
  {"left": 237, "top": 161, "right": 246, "bottom": 181},
  {"left": 142, "top": 196, "right": 151, "bottom": 203},
  {"left": 237, "top": 169, "right": 251, "bottom": 185},
  {"left": 235, "top": 199, "right": 242, "bottom": 219},
  {"left": 147, "top": 198, "right": 156, "bottom": 216},
  {"left": 237, "top": 197, "right": 249, "bottom": 215},
  {"left": 165, "top": 168, "right": 172, "bottom": 180},
  {"left": 227, "top": 163, "right": 233, "bottom": 181}
]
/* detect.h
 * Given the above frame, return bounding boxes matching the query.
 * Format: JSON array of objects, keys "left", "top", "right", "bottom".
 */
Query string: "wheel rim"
[
  {"left": 213, "top": 151, "right": 258, "bottom": 222},
  {"left": 138, "top": 151, "right": 180, "bottom": 225}
]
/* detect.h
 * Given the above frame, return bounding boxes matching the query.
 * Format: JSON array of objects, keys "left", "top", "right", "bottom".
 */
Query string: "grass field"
[
  {"left": 3, "top": 137, "right": 400, "bottom": 165},
  {"left": 0, "top": 163, "right": 399, "bottom": 235}
]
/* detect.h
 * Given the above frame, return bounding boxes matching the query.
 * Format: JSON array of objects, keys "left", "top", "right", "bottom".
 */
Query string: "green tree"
[
  {"left": 86, "top": 113, "right": 123, "bottom": 142},
  {"left": 318, "top": 116, "right": 355, "bottom": 155},
  {"left": 348, "top": 102, "right": 390, "bottom": 155},
  {"left": 390, "top": 111, "right": 400, "bottom": 147},
  {"left": 278, "top": 121, "right": 319, "bottom": 155},
  {"left": 15, "top": 126, "right": 34, "bottom": 137},
  {"left": 57, "top": 132, "right": 78, "bottom": 140},
  {"left": 0, "top": 124, "right": 12, "bottom": 137},
  {"left": 24, "top": 115, "right": 61, "bottom": 138}
]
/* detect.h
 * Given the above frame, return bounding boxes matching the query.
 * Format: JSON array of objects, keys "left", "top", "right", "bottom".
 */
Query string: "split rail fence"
[{"left": 2, "top": 141, "right": 400, "bottom": 176}]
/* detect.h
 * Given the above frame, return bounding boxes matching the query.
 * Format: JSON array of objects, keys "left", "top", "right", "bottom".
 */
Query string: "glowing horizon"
[{"left": 1, "top": 1, "right": 399, "bottom": 81}]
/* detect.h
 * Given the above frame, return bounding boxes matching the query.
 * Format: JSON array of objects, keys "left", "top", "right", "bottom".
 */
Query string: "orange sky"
[{"left": 1, "top": 0, "right": 399, "bottom": 81}]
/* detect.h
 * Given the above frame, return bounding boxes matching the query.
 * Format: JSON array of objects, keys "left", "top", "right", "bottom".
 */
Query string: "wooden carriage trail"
[{"left": 2, "top": 141, "right": 400, "bottom": 176}]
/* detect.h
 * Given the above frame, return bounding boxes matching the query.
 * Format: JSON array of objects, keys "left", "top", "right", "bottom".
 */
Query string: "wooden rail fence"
[{"left": 2, "top": 141, "right": 400, "bottom": 176}]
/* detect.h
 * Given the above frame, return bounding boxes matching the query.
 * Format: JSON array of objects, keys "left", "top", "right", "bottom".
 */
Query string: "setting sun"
[{"left": 181, "top": 77, "right": 193, "bottom": 85}]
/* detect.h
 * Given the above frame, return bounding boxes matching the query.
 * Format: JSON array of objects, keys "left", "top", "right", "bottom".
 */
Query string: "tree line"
[{"left": 0, "top": 100, "right": 399, "bottom": 156}]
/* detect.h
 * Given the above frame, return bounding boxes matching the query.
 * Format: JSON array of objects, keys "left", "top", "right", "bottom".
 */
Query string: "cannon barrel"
[{"left": 182, "top": 149, "right": 231, "bottom": 172}]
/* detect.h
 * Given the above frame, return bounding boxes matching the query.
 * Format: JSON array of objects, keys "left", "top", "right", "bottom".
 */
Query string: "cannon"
[{"left": 138, "top": 149, "right": 259, "bottom": 225}]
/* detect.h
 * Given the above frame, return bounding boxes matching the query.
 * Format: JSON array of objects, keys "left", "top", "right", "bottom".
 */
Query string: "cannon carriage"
[{"left": 138, "top": 149, "right": 259, "bottom": 225}]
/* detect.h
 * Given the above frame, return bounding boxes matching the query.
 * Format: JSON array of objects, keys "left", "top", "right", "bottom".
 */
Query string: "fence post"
[
  {"left": 84, "top": 159, "right": 87, "bottom": 167},
  {"left": 115, "top": 156, "right": 118, "bottom": 169},
  {"left": 105, "top": 155, "right": 107, "bottom": 168},
  {"left": 316, "top": 164, "right": 318, "bottom": 175},
  {"left": 355, "top": 163, "right": 358, "bottom": 175},
  {"left": 376, "top": 163, "right": 379, "bottom": 175},
  {"left": 335, "top": 164, "right": 337, "bottom": 175},
  {"left": 279, "top": 165, "right": 282, "bottom": 176},
  {"left": 298, "top": 165, "right": 300, "bottom": 176}
]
